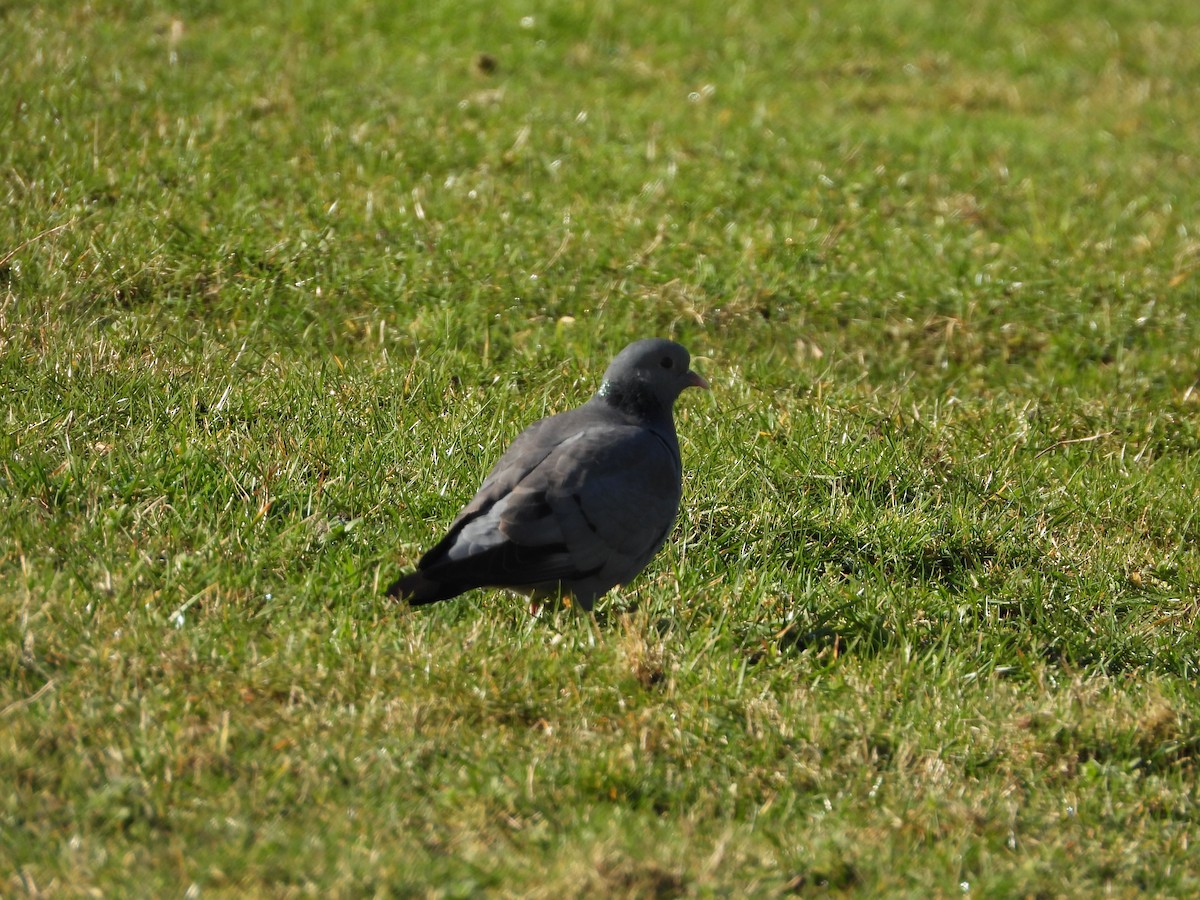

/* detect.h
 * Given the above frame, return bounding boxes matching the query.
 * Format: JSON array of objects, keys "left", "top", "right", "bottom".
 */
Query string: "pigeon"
[{"left": 387, "top": 338, "right": 708, "bottom": 611}]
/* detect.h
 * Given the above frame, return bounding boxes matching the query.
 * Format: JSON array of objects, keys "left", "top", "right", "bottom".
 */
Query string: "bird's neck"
[{"left": 595, "top": 379, "right": 671, "bottom": 423}]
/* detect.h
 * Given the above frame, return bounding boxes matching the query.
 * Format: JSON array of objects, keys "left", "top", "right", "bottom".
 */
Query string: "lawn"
[{"left": 3, "top": 0, "right": 1200, "bottom": 895}]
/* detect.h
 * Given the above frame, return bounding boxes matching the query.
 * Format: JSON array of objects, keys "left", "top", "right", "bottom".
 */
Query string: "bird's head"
[{"left": 596, "top": 338, "right": 709, "bottom": 419}]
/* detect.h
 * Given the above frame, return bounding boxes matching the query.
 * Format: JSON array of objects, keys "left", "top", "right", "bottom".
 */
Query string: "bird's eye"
[{"left": 660, "top": 356, "right": 674, "bottom": 369}]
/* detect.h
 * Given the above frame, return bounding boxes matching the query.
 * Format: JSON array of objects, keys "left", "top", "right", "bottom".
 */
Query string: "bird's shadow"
[{"left": 743, "top": 600, "right": 894, "bottom": 665}]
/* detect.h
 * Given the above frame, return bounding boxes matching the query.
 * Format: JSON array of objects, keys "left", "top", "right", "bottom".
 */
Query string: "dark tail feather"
[{"left": 385, "top": 570, "right": 466, "bottom": 606}]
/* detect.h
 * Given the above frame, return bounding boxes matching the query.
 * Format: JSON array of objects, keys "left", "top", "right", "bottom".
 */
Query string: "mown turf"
[{"left": 3, "top": 0, "right": 1200, "bottom": 896}]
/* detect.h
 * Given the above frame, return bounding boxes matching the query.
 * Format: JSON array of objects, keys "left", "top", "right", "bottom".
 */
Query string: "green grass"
[{"left": 4, "top": 0, "right": 1200, "bottom": 895}]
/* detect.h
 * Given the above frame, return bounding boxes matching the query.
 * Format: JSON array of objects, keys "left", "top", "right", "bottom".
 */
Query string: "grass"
[{"left": 3, "top": 0, "right": 1200, "bottom": 895}]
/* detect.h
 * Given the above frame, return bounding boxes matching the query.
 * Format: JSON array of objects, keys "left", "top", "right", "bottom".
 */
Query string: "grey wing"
[
  {"left": 415, "top": 410, "right": 596, "bottom": 575},
  {"left": 415, "top": 420, "right": 682, "bottom": 601},
  {"left": 498, "top": 425, "right": 683, "bottom": 587},
  {"left": 443, "top": 415, "right": 568, "bottom": 530}
]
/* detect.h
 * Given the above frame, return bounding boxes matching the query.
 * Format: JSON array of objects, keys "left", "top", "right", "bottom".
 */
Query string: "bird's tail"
[{"left": 385, "top": 570, "right": 464, "bottom": 606}]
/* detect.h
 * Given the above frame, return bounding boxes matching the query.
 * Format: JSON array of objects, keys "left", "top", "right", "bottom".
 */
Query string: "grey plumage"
[{"left": 387, "top": 338, "right": 708, "bottom": 611}]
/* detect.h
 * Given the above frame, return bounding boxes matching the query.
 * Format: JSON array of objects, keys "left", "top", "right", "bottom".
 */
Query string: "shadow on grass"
[
  {"left": 774, "top": 520, "right": 1009, "bottom": 596},
  {"left": 742, "top": 600, "right": 895, "bottom": 666},
  {"left": 783, "top": 861, "right": 861, "bottom": 893}
]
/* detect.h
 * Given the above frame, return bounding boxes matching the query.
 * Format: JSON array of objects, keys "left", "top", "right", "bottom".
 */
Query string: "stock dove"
[{"left": 386, "top": 338, "right": 708, "bottom": 610}]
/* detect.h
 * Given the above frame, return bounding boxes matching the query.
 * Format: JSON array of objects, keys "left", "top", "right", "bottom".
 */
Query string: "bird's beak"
[{"left": 686, "top": 370, "right": 710, "bottom": 390}]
